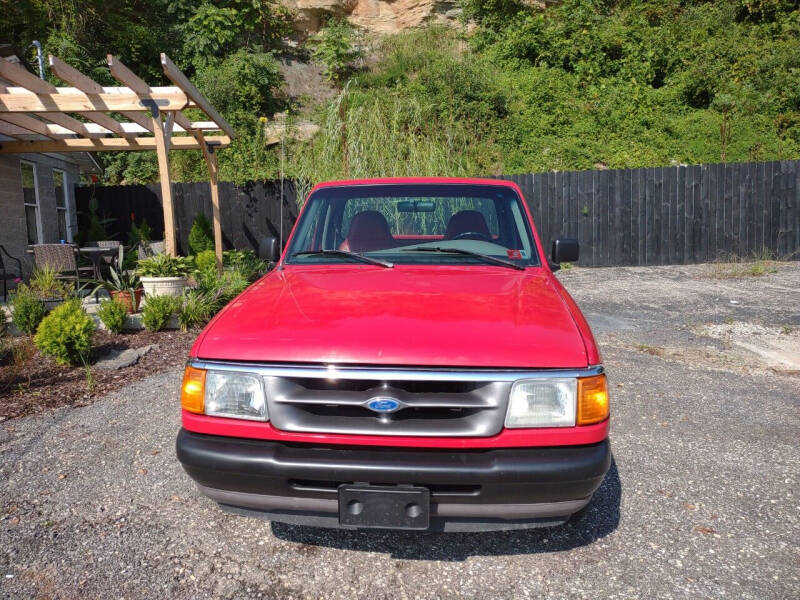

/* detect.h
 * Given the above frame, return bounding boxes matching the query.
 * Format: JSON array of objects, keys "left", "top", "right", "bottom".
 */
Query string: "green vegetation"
[
  {"left": 34, "top": 300, "right": 95, "bottom": 366},
  {"left": 4, "top": 1, "right": 798, "bottom": 186},
  {"left": 188, "top": 214, "right": 215, "bottom": 254},
  {"left": 29, "top": 268, "right": 71, "bottom": 302},
  {"left": 97, "top": 299, "right": 129, "bottom": 334},
  {"left": 10, "top": 287, "right": 47, "bottom": 335},
  {"left": 310, "top": 18, "right": 364, "bottom": 82},
  {"left": 137, "top": 254, "right": 193, "bottom": 278},
  {"left": 141, "top": 295, "right": 181, "bottom": 332}
]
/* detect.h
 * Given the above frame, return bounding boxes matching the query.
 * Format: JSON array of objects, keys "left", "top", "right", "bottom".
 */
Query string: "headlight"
[
  {"left": 204, "top": 370, "right": 268, "bottom": 421},
  {"left": 505, "top": 378, "right": 577, "bottom": 428}
]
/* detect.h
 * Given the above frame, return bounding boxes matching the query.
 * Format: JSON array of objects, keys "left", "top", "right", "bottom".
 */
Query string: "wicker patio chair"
[
  {"left": 31, "top": 244, "right": 94, "bottom": 293},
  {"left": 0, "top": 245, "right": 22, "bottom": 301}
]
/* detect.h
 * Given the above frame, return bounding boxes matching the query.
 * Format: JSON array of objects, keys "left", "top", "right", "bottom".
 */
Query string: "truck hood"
[{"left": 193, "top": 265, "right": 588, "bottom": 368}]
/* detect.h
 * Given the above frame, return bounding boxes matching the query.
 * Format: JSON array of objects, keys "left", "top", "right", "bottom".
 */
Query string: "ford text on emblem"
[{"left": 366, "top": 397, "right": 401, "bottom": 413}]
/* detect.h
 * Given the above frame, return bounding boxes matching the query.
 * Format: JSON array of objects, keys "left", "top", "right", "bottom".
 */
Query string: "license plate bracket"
[{"left": 338, "top": 484, "right": 430, "bottom": 530}]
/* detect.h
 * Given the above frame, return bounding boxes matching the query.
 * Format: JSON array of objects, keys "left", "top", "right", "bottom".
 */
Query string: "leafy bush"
[
  {"left": 137, "top": 254, "right": 193, "bottom": 278},
  {"left": 223, "top": 249, "right": 267, "bottom": 281},
  {"left": 141, "top": 295, "right": 181, "bottom": 332},
  {"left": 188, "top": 214, "right": 215, "bottom": 254},
  {"left": 97, "top": 299, "right": 128, "bottom": 334},
  {"left": 34, "top": 300, "right": 95, "bottom": 366},
  {"left": 11, "top": 286, "right": 46, "bottom": 335},
  {"left": 310, "top": 18, "right": 364, "bottom": 83},
  {"left": 194, "top": 249, "right": 218, "bottom": 274}
]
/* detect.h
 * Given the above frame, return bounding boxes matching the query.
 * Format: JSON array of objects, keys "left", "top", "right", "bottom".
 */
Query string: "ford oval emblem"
[{"left": 367, "top": 397, "right": 401, "bottom": 413}]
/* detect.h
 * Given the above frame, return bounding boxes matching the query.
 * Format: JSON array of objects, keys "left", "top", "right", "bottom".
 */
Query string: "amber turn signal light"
[
  {"left": 577, "top": 374, "right": 609, "bottom": 425},
  {"left": 181, "top": 366, "right": 206, "bottom": 414}
]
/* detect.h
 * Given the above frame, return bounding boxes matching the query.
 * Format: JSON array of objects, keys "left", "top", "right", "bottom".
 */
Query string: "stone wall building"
[{"left": 0, "top": 152, "right": 82, "bottom": 281}]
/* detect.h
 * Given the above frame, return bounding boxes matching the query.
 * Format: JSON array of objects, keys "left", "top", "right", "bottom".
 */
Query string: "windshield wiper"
[
  {"left": 290, "top": 249, "right": 393, "bottom": 268},
  {"left": 401, "top": 247, "right": 525, "bottom": 270}
]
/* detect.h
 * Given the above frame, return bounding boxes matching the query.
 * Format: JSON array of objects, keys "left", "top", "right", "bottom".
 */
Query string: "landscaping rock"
[{"left": 95, "top": 344, "right": 158, "bottom": 370}]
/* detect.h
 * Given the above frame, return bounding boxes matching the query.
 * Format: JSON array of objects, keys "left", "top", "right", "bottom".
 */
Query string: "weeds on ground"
[
  {"left": 707, "top": 249, "right": 780, "bottom": 279},
  {"left": 637, "top": 343, "right": 665, "bottom": 357}
]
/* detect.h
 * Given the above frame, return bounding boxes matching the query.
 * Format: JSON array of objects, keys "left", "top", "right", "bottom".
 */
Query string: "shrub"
[
  {"left": 97, "top": 299, "right": 128, "bottom": 334},
  {"left": 11, "top": 285, "right": 46, "bottom": 335},
  {"left": 194, "top": 249, "right": 218, "bottom": 274},
  {"left": 34, "top": 299, "right": 95, "bottom": 366},
  {"left": 178, "top": 290, "right": 219, "bottom": 331},
  {"left": 137, "top": 254, "right": 193, "bottom": 278},
  {"left": 223, "top": 249, "right": 267, "bottom": 281},
  {"left": 141, "top": 295, "right": 181, "bottom": 332},
  {"left": 29, "top": 267, "right": 70, "bottom": 301},
  {"left": 310, "top": 18, "right": 364, "bottom": 83},
  {"left": 188, "top": 214, "right": 214, "bottom": 254}
]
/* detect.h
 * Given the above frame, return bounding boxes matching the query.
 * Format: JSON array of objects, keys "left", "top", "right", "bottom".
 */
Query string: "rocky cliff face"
[{"left": 282, "top": 0, "right": 463, "bottom": 35}]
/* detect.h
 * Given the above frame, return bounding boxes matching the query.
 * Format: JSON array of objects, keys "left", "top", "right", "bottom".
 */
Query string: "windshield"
[{"left": 285, "top": 184, "right": 540, "bottom": 267}]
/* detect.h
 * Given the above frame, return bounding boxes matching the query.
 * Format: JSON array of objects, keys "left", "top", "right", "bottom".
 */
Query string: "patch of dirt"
[
  {"left": 695, "top": 322, "right": 800, "bottom": 375},
  {"left": 629, "top": 322, "right": 800, "bottom": 376},
  {"left": 0, "top": 329, "right": 195, "bottom": 420}
]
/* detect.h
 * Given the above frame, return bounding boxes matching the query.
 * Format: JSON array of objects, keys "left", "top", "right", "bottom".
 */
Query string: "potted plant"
[
  {"left": 29, "top": 267, "right": 70, "bottom": 311},
  {"left": 137, "top": 254, "right": 192, "bottom": 298},
  {"left": 101, "top": 267, "right": 143, "bottom": 313}
]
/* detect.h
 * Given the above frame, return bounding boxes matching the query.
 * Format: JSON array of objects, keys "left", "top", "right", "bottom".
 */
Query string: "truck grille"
[{"left": 265, "top": 376, "right": 511, "bottom": 437}]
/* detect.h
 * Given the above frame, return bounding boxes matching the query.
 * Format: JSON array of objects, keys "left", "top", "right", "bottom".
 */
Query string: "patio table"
[{"left": 77, "top": 247, "right": 119, "bottom": 281}]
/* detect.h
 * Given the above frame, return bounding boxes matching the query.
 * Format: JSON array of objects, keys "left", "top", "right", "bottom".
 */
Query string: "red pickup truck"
[{"left": 177, "top": 178, "right": 610, "bottom": 532}]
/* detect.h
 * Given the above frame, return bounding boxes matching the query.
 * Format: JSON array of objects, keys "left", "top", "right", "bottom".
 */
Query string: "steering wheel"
[{"left": 452, "top": 231, "right": 492, "bottom": 242}]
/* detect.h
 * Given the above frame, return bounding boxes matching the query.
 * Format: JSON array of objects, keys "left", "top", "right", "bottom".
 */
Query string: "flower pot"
[
  {"left": 140, "top": 276, "right": 188, "bottom": 298},
  {"left": 111, "top": 289, "right": 143, "bottom": 314}
]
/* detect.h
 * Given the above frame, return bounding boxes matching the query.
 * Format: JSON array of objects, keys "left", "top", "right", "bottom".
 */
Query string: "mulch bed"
[{"left": 0, "top": 329, "right": 196, "bottom": 420}]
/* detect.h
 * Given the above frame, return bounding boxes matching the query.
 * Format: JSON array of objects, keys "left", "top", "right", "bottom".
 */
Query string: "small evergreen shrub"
[
  {"left": 11, "top": 285, "right": 46, "bottom": 335},
  {"left": 194, "top": 249, "right": 217, "bottom": 274},
  {"left": 188, "top": 214, "right": 214, "bottom": 254},
  {"left": 97, "top": 299, "right": 128, "bottom": 334},
  {"left": 34, "top": 299, "right": 95, "bottom": 366},
  {"left": 141, "top": 295, "right": 180, "bottom": 332}
]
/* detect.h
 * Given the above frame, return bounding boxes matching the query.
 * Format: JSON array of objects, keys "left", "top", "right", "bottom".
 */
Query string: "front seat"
[
  {"left": 339, "top": 211, "right": 395, "bottom": 252},
  {"left": 444, "top": 210, "right": 491, "bottom": 240}
]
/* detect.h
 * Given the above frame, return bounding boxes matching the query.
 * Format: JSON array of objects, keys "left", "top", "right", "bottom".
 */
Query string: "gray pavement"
[{"left": 1, "top": 263, "right": 799, "bottom": 599}]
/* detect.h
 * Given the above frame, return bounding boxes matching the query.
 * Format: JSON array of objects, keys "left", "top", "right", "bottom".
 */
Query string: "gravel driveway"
[{"left": 2, "top": 263, "right": 798, "bottom": 599}]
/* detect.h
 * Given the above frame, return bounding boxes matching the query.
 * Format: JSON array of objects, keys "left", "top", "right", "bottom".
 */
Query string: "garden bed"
[{"left": 0, "top": 329, "right": 195, "bottom": 420}]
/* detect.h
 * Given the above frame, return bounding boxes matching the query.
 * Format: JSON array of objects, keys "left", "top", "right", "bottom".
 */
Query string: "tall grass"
[{"left": 287, "top": 86, "right": 498, "bottom": 203}]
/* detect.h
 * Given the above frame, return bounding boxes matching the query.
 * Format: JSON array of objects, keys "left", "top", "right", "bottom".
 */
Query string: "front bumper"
[{"left": 176, "top": 428, "right": 611, "bottom": 532}]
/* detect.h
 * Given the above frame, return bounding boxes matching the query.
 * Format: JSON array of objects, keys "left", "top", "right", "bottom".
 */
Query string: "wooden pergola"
[{"left": 0, "top": 53, "right": 235, "bottom": 270}]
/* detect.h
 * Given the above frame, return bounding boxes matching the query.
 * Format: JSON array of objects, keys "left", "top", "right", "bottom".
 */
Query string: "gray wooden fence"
[
  {"left": 496, "top": 160, "right": 799, "bottom": 266},
  {"left": 76, "top": 180, "right": 298, "bottom": 256},
  {"left": 78, "top": 159, "right": 798, "bottom": 266}
]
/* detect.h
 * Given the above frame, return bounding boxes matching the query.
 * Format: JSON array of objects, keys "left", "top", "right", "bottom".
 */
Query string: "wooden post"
[
  {"left": 197, "top": 133, "right": 224, "bottom": 275},
  {"left": 151, "top": 108, "right": 177, "bottom": 256}
]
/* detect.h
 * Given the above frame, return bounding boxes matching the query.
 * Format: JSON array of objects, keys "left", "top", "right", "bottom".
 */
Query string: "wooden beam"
[
  {"left": 0, "top": 135, "right": 230, "bottom": 153},
  {"left": 0, "top": 57, "right": 53, "bottom": 93},
  {"left": 0, "top": 86, "right": 188, "bottom": 113},
  {"left": 151, "top": 111, "right": 177, "bottom": 256},
  {"left": 0, "top": 113, "right": 58, "bottom": 138},
  {"left": 37, "top": 120, "right": 217, "bottom": 136},
  {"left": 3, "top": 56, "right": 135, "bottom": 137},
  {"left": 47, "top": 56, "right": 139, "bottom": 138},
  {"left": 0, "top": 121, "right": 27, "bottom": 139},
  {"left": 107, "top": 55, "right": 196, "bottom": 133},
  {"left": 196, "top": 131, "right": 224, "bottom": 274},
  {"left": 161, "top": 54, "right": 235, "bottom": 139}
]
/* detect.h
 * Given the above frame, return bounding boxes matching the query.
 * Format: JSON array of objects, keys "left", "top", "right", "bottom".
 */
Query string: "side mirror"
[
  {"left": 551, "top": 238, "right": 579, "bottom": 266},
  {"left": 258, "top": 236, "right": 280, "bottom": 262}
]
